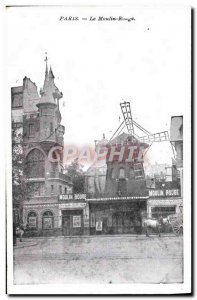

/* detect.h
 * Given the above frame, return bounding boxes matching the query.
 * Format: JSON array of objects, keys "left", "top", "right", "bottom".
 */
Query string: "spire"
[
  {"left": 38, "top": 55, "right": 63, "bottom": 106},
  {"left": 44, "top": 53, "right": 48, "bottom": 77},
  {"left": 49, "top": 66, "right": 55, "bottom": 79}
]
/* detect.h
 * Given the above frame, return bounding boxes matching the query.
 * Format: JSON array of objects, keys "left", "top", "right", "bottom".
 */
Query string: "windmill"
[{"left": 108, "top": 101, "right": 170, "bottom": 156}]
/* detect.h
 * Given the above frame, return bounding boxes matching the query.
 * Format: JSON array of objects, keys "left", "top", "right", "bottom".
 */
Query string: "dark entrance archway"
[{"left": 62, "top": 210, "right": 83, "bottom": 236}]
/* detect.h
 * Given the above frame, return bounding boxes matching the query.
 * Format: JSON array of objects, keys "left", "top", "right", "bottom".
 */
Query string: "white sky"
[{"left": 6, "top": 5, "right": 190, "bottom": 167}]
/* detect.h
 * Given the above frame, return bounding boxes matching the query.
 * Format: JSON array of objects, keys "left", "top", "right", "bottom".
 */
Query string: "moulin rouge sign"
[
  {"left": 149, "top": 189, "right": 180, "bottom": 197},
  {"left": 59, "top": 194, "right": 86, "bottom": 201}
]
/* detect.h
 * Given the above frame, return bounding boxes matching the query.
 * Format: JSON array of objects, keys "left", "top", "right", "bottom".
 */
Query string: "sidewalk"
[
  {"left": 21, "top": 233, "right": 178, "bottom": 241},
  {"left": 14, "top": 239, "right": 38, "bottom": 249}
]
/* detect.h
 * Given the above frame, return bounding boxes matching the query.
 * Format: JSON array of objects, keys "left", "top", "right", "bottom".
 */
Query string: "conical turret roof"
[{"left": 38, "top": 57, "right": 63, "bottom": 106}]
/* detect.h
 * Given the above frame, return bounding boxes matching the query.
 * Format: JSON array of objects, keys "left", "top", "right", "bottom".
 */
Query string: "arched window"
[
  {"left": 27, "top": 211, "right": 37, "bottom": 229},
  {"left": 119, "top": 167, "right": 125, "bottom": 179},
  {"left": 25, "top": 149, "right": 45, "bottom": 178},
  {"left": 42, "top": 211, "right": 54, "bottom": 230}
]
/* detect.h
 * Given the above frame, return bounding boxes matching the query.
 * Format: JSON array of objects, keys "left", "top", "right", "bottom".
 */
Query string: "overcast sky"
[{"left": 6, "top": 5, "right": 190, "bottom": 168}]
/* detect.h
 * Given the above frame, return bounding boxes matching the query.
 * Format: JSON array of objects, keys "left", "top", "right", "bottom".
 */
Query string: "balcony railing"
[
  {"left": 59, "top": 172, "right": 72, "bottom": 183},
  {"left": 24, "top": 196, "right": 58, "bottom": 203},
  {"left": 48, "top": 171, "right": 72, "bottom": 183}
]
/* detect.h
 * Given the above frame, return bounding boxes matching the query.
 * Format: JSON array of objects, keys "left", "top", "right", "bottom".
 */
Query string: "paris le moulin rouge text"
[{"left": 59, "top": 16, "right": 136, "bottom": 22}]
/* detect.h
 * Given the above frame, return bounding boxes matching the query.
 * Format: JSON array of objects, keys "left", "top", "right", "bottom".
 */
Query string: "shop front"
[
  {"left": 147, "top": 198, "right": 183, "bottom": 219},
  {"left": 147, "top": 188, "right": 183, "bottom": 234},
  {"left": 61, "top": 209, "right": 83, "bottom": 236},
  {"left": 59, "top": 201, "right": 89, "bottom": 236},
  {"left": 88, "top": 197, "right": 148, "bottom": 235},
  {"left": 147, "top": 188, "right": 183, "bottom": 219}
]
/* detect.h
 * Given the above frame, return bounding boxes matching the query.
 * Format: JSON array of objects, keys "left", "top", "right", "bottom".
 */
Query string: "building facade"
[
  {"left": 146, "top": 116, "right": 183, "bottom": 222},
  {"left": 12, "top": 61, "right": 76, "bottom": 236},
  {"left": 85, "top": 132, "right": 149, "bottom": 235},
  {"left": 12, "top": 62, "right": 183, "bottom": 237}
]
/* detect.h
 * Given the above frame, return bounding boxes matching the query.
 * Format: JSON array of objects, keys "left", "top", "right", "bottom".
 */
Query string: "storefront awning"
[{"left": 87, "top": 196, "right": 149, "bottom": 202}]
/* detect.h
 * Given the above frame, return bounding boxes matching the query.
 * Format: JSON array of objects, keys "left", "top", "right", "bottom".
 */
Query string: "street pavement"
[{"left": 13, "top": 235, "right": 183, "bottom": 284}]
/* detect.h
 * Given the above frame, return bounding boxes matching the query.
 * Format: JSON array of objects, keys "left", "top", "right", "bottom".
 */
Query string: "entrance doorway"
[
  {"left": 62, "top": 210, "right": 83, "bottom": 236},
  {"left": 62, "top": 215, "right": 71, "bottom": 236},
  {"left": 112, "top": 211, "right": 141, "bottom": 234}
]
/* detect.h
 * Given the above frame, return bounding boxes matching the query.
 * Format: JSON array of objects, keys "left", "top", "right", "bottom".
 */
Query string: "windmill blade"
[{"left": 120, "top": 101, "right": 135, "bottom": 135}]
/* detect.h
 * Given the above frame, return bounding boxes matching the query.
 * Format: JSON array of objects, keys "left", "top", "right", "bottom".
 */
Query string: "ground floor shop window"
[
  {"left": 27, "top": 211, "right": 37, "bottom": 229},
  {"left": 42, "top": 211, "right": 54, "bottom": 230},
  {"left": 151, "top": 206, "right": 176, "bottom": 218},
  {"left": 73, "top": 216, "right": 81, "bottom": 228}
]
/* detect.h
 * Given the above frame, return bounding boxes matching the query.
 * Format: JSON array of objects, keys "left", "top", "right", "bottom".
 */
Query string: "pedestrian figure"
[{"left": 16, "top": 225, "right": 24, "bottom": 242}]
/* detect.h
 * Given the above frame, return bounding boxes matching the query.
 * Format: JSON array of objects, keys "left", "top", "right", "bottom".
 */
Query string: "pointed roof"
[
  {"left": 49, "top": 66, "right": 54, "bottom": 79},
  {"left": 38, "top": 57, "right": 63, "bottom": 106}
]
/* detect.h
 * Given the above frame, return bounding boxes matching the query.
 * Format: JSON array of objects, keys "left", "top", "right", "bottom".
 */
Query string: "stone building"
[
  {"left": 146, "top": 116, "right": 183, "bottom": 220},
  {"left": 12, "top": 60, "right": 73, "bottom": 236}
]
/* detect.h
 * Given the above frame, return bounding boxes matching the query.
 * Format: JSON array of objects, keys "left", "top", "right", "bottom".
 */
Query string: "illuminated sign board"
[
  {"left": 59, "top": 203, "right": 86, "bottom": 209},
  {"left": 149, "top": 189, "right": 180, "bottom": 197},
  {"left": 59, "top": 194, "right": 86, "bottom": 201}
]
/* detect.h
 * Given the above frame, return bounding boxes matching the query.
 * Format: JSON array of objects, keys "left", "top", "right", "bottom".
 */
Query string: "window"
[
  {"left": 25, "top": 149, "right": 45, "bottom": 178},
  {"left": 119, "top": 167, "right": 125, "bottom": 179},
  {"left": 42, "top": 211, "right": 54, "bottom": 230},
  {"left": 27, "top": 211, "right": 37, "bottom": 229},
  {"left": 180, "top": 143, "right": 183, "bottom": 160},
  {"left": 59, "top": 185, "right": 62, "bottom": 194},
  {"left": 151, "top": 206, "right": 176, "bottom": 218},
  {"left": 134, "top": 163, "right": 144, "bottom": 179},
  {"left": 109, "top": 168, "right": 116, "bottom": 179},
  {"left": 51, "top": 185, "right": 54, "bottom": 194},
  {"left": 12, "top": 93, "right": 23, "bottom": 108},
  {"left": 50, "top": 122, "right": 53, "bottom": 134},
  {"left": 27, "top": 182, "right": 45, "bottom": 196},
  {"left": 64, "top": 187, "right": 67, "bottom": 194},
  {"left": 12, "top": 122, "right": 22, "bottom": 128},
  {"left": 129, "top": 167, "right": 135, "bottom": 179},
  {"left": 29, "top": 124, "right": 35, "bottom": 136}
]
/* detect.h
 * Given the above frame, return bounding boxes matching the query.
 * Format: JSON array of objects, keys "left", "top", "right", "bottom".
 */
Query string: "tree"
[
  {"left": 64, "top": 158, "right": 85, "bottom": 193},
  {"left": 12, "top": 123, "right": 25, "bottom": 225},
  {"left": 12, "top": 122, "right": 38, "bottom": 225}
]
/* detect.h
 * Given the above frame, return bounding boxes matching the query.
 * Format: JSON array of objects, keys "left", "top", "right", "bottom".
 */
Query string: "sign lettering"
[
  {"left": 149, "top": 189, "right": 180, "bottom": 197},
  {"left": 59, "top": 193, "right": 86, "bottom": 201}
]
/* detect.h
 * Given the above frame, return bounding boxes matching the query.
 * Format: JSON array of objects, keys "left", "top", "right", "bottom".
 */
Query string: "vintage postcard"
[{"left": 5, "top": 2, "right": 192, "bottom": 295}]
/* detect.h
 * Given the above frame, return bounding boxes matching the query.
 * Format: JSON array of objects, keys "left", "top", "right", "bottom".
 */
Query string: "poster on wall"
[
  {"left": 28, "top": 217, "right": 37, "bottom": 228},
  {"left": 96, "top": 221, "right": 102, "bottom": 231},
  {"left": 43, "top": 217, "right": 53, "bottom": 230},
  {"left": 73, "top": 216, "right": 81, "bottom": 228}
]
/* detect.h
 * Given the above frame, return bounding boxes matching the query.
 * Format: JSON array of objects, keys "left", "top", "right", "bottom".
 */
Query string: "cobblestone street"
[{"left": 13, "top": 235, "right": 183, "bottom": 284}]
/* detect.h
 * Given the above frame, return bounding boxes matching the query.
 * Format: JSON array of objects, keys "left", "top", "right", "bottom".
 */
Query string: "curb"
[
  {"left": 21, "top": 234, "right": 179, "bottom": 240},
  {"left": 14, "top": 242, "right": 38, "bottom": 249}
]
